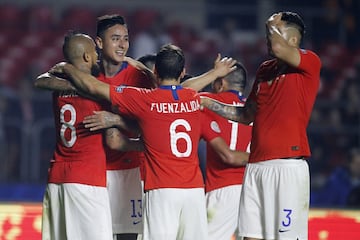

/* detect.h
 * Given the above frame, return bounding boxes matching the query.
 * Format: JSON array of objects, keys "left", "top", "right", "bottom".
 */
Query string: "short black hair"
[
  {"left": 280, "top": 11, "right": 305, "bottom": 38},
  {"left": 137, "top": 54, "right": 157, "bottom": 70},
  {"left": 224, "top": 62, "right": 247, "bottom": 90},
  {"left": 96, "top": 14, "right": 126, "bottom": 37},
  {"left": 155, "top": 44, "right": 185, "bottom": 80}
]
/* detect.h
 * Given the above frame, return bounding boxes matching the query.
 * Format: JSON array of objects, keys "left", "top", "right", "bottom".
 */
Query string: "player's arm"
[
  {"left": 124, "top": 56, "right": 158, "bottom": 87},
  {"left": 105, "top": 127, "right": 144, "bottom": 152},
  {"left": 84, "top": 110, "right": 140, "bottom": 135},
  {"left": 34, "top": 72, "right": 76, "bottom": 91},
  {"left": 208, "top": 137, "right": 248, "bottom": 166},
  {"left": 266, "top": 13, "right": 301, "bottom": 67},
  {"left": 181, "top": 54, "right": 237, "bottom": 91},
  {"left": 200, "top": 96, "right": 256, "bottom": 124},
  {"left": 50, "top": 62, "right": 110, "bottom": 101}
]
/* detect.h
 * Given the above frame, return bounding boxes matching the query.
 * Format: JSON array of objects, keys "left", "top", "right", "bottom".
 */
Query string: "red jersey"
[
  {"left": 109, "top": 85, "right": 204, "bottom": 191},
  {"left": 49, "top": 91, "right": 106, "bottom": 186},
  {"left": 248, "top": 49, "right": 321, "bottom": 162},
  {"left": 200, "top": 91, "right": 252, "bottom": 192},
  {"left": 97, "top": 62, "right": 154, "bottom": 170}
]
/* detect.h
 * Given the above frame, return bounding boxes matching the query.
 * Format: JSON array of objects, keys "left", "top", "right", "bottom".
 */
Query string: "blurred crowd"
[{"left": 0, "top": 0, "right": 359, "bottom": 208}]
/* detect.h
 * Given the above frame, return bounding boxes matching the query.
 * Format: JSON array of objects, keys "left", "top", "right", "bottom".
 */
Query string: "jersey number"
[
  {"left": 170, "top": 119, "right": 192, "bottom": 157},
  {"left": 228, "top": 120, "right": 251, "bottom": 151},
  {"left": 60, "top": 104, "right": 77, "bottom": 147}
]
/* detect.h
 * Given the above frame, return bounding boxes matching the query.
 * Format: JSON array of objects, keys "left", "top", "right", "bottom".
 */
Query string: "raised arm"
[
  {"left": 208, "top": 136, "right": 248, "bottom": 166},
  {"left": 50, "top": 62, "right": 110, "bottom": 101},
  {"left": 181, "top": 54, "right": 237, "bottom": 91},
  {"left": 124, "top": 56, "right": 158, "bottom": 87},
  {"left": 200, "top": 96, "right": 256, "bottom": 124},
  {"left": 266, "top": 13, "right": 301, "bottom": 67}
]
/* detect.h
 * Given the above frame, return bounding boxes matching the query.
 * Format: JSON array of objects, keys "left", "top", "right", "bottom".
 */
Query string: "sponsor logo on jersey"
[{"left": 115, "top": 85, "right": 126, "bottom": 93}]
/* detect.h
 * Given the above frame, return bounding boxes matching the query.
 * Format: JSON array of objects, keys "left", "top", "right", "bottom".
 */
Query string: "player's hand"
[
  {"left": 83, "top": 111, "right": 121, "bottom": 131},
  {"left": 266, "top": 12, "right": 282, "bottom": 26},
  {"left": 213, "top": 54, "right": 237, "bottom": 78},
  {"left": 48, "top": 62, "right": 67, "bottom": 75}
]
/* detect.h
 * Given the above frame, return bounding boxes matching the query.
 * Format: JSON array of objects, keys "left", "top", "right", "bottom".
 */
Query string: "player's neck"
[
  {"left": 101, "top": 59, "right": 124, "bottom": 77},
  {"left": 160, "top": 78, "right": 180, "bottom": 86}
]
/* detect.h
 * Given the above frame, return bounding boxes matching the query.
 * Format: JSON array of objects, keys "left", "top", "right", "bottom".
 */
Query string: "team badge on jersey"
[
  {"left": 115, "top": 85, "right": 126, "bottom": 93},
  {"left": 210, "top": 121, "right": 221, "bottom": 133}
]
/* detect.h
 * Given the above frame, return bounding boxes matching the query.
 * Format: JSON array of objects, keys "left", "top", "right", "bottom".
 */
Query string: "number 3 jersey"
[
  {"left": 48, "top": 91, "right": 107, "bottom": 187},
  {"left": 110, "top": 85, "right": 205, "bottom": 191}
]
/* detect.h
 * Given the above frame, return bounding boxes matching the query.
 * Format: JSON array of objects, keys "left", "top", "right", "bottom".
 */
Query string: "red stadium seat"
[
  {"left": 0, "top": 4, "right": 24, "bottom": 30},
  {"left": 61, "top": 7, "right": 97, "bottom": 36},
  {"left": 25, "top": 5, "right": 55, "bottom": 31}
]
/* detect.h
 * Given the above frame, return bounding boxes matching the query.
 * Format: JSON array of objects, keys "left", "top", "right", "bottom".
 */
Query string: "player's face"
[
  {"left": 98, "top": 24, "right": 129, "bottom": 64},
  {"left": 88, "top": 40, "right": 100, "bottom": 75},
  {"left": 266, "top": 20, "right": 289, "bottom": 57}
]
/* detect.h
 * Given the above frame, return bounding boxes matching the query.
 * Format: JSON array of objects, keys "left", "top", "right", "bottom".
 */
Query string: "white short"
[
  {"left": 41, "top": 183, "right": 112, "bottom": 240},
  {"left": 239, "top": 159, "right": 310, "bottom": 240},
  {"left": 143, "top": 188, "right": 208, "bottom": 240},
  {"left": 206, "top": 185, "right": 242, "bottom": 240},
  {"left": 107, "top": 168, "right": 143, "bottom": 234}
]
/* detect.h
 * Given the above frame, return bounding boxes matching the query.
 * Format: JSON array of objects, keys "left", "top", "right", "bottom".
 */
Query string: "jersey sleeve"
[
  {"left": 129, "top": 66, "right": 156, "bottom": 89},
  {"left": 109, "top": 85, "right": 144, "bottom": 118},
  {"left": 297, "top": 49, "right": 322, "bottom": 77},
  {"left": 200, "top": 110, "right": 221, "bottom": 142}
]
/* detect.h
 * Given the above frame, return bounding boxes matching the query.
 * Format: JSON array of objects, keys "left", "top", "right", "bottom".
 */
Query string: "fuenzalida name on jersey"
[{"left": 150, "top": 100, "right": 200, "bottom": 114}]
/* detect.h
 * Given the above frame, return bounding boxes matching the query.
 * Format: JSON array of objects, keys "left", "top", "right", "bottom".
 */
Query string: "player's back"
[
  {"left": 110, "top": 85, "right": 203, "bottom": 190},
  {"left": 48, "top": 90, "right": 106, "bottom": 186},
  {"left": 200, "top": 91, "right": 252, "bottom": 192}
]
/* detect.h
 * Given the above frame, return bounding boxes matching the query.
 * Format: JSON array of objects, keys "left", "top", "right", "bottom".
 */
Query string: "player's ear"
[
  {"left": 95, "top": 36, "right": 103, "bottom": 50},
  {"left": 83, "top": 52, "right": 91, "bottom": 63},
  {"left": 289, "top": 35, "right": 299, "bottom": 47},
  {"left": 179, "top": 68, "right": 186, "bottom": 80}
]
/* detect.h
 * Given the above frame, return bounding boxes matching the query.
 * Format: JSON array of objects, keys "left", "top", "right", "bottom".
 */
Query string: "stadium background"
[{"left": 0, "top": 0, "right": 359, "bottom": 239}]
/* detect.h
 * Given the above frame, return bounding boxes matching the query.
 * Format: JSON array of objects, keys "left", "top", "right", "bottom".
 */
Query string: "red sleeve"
[
  {"left": 200, "top": 111, "right": 221, "bottom": 142},
  {"left": 127, "top": 65, "right": 155, "bottom": 89},
  {"left": 297, "top": 49, "right": 322, "bottom": 77}
]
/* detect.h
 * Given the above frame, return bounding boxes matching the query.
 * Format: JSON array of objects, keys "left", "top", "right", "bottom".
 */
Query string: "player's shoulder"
[
  {"left": 299, "top": 48, "right": 321, "bottom": 63},
  {"left": 197, "top": 91, "right": 214, "bottom": 98},
  {"left": 260, "top": 58, "right": 277, "bottom": 68}
]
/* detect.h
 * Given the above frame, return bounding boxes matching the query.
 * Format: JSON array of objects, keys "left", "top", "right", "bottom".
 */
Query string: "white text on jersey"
[{"left": 150, "top": 100, "right": 200, "bottom": 113}]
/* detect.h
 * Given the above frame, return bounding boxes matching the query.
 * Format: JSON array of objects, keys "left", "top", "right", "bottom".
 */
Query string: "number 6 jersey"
[{"left": 110, "top": 85, "right": 205, "bottom": 191}]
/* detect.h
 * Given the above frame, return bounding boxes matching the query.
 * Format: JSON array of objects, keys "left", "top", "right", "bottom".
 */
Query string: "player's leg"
[
  {"left": 143, "top": 189, "right": 182, "bottom": 240},
  {"left": 41, "top": 183, "right": 66, "bottom": 240},
  {"left": 63, "top": 183, "right": 112, "bottom": 240},
  {"left": 107, "top": 168, "right": 143, "bottom": 238},
  {"left": 179, "top": 188, "right": 208, "bottom": 240},
  {"left": 206, "top": 185, "right": 242, "bottom": 240}
]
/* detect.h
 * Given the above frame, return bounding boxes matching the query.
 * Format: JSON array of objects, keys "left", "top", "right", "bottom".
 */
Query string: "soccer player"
[
  {"left": 36, "top": 15, "right": 154, "bottom": 240},
  {"left": 201, "top": 12, "right": 321, "bottom": 240},
  {"left": 40, "top": 32, "right": 112, "bottom": 240},
  {"left": 49, "top": 43, "right": 242, "bottom": 240},
  {"left": 200, "top": 62, "right": 252, "bottom": 240},
  {"left": 95, "top": 15, "right": 154, "bottom": 240}
]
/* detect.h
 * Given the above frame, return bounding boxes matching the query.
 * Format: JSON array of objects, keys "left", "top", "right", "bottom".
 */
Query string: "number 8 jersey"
[
  {"left": 48, "top": 91, "right": 107, "bottom": 187},
  {"left": 110, "top": 85, "right": 204, "bottom": 191}
]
